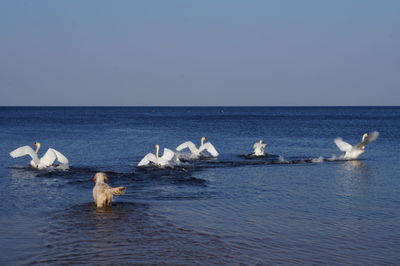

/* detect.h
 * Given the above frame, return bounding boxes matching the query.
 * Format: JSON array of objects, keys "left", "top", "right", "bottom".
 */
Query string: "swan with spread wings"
[
  {"left": 334, "top": 131, "right": 379, "bottom": 159},
  {"left": 138, "top": 144, "right": 177, "bottom": 167},
  {"left": 10, "top": 142, "right": 69, "bottom": 169},
  {"left": 176, "top": 137, "right": 219, "bottom": 159},
  {"left": 252, "top": 140, "right": 267, "bottom": 156}
]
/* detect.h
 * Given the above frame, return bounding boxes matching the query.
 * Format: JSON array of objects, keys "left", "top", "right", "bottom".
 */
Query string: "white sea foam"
[
  {"left": 327, "top": 154, "right": 346, "bottom": 161},
  {"left": 278, "top": 156, "right": 288, "bottom": 163},
  {"left": 311, "top": 157, "right": 324, "bottom": 163}
]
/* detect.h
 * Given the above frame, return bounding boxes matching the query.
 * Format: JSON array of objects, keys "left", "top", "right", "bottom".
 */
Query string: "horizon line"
[{"left": 0, "top": 105, "right": 399, "bottom": 108}]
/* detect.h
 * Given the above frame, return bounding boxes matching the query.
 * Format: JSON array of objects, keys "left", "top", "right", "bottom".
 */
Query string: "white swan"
[
  {"left": 334, "top": 131, "right": 379, "bottom": 159},
  {"left": 252, "top": 140, "right": 267, "bottom": 156},
  {"left": 176, "top": 137, "right": 219, "bottom": 158},
  {"left": 138, "top": 144, "right": 177, "bottom": 167},
  {"left": 9, "top": 142, "right": 69, "bottom": 169}
]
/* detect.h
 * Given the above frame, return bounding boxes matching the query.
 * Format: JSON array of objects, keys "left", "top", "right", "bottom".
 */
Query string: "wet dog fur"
[{"left": 92, "top": 172, "right": 126, "bottom": 208}]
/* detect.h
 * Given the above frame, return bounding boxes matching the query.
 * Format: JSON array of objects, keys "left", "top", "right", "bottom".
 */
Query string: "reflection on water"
[
  {"left": 335, "top": 160, "right": 376, "bottom": 197},
  {"left": 342, "top": 160, "right": 366, "bottom": 170}
]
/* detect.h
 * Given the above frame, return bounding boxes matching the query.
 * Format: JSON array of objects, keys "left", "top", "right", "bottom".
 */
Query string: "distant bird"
[
  {"left": 9, "top": 142, "right": 69, "bottom": 169},
  {"left": 138, "top": 144, "right": 177, "bottom": 167},
  {"left": 252, "top": 140, "right": 267, "bottom": 156},
  {"left": 92, "top": 172, "right": 126, "bottom": 208},
  {"left": 176, "top": 137, "right": 219, "bottom": 159},
  {"left": 334, "top": 131, "right": 379, "bottom": 159}
]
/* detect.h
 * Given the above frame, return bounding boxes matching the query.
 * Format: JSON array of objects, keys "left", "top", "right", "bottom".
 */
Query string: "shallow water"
[{"left": 1, "top": 107, "right": 399, "bottom": 265}]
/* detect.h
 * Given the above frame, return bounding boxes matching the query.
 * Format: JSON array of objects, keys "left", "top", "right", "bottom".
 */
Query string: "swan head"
[
  {"left": 154, "top": 144, "right": 160, "bottom": 155},
  {"left": 259, "top": 140, "right": 264, "bottom": 144},
  {"left": 362, "top": 133, "right": 368, "bottom": 141},
  {"left": 201, "top": 137, "right": 208, "bottom": 141},
  {"left": 33, "top": 142, "right": 41, "bottom": 153}
]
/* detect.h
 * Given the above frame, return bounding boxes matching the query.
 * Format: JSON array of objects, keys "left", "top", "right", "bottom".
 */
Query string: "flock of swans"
[
  {"left": 138, "top": 137, "right": 219, "bottom": 167},
  {"left": 9, "top": 132, "right": 379, "bottom": 170},
  {"left": 8, "top": 132, "right": 380, "bottom": 207}
]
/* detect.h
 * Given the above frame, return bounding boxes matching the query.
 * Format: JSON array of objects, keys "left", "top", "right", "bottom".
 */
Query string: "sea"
[{"left": 0, "top": 107, "right": 399, "bottom": 265}]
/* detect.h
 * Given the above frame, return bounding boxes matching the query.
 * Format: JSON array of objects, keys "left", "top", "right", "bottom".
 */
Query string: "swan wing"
[
  {"left": 138, "top": 153, "right": 156, "bottom": 166},
  {"left": 361, "top": 131, "right": 379, "bottom": 146},
  {"left": 9, "top": 146, "right": 40, "bottom": 164},
  {"left": 334, "top": 138, "right": 353, "bottom": 152},
  {"left": 49, "top": 148, "right": 69, "bottom": 165},
  {"left": 176, "top": 141, "right": 198, "bottom": 154},
  {"left": 199, "top": 142, "right": 219, "bottom": 157},
  {"left": 40, "top": 149, "right": 58, "bottom": 167},
  {"left": 161, "top": 148, "right": 175, "bottom": 161},
  {"left": 253, "top": 142, "right": 261, "bottom": 149},
  {"left": 253, "top": 143, "right": 266, "bottom": 154},
  {"left": 253, "top": 142, "right": 266, "bottom": 150}
]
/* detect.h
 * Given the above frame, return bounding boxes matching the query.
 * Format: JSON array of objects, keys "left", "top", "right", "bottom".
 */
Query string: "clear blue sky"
[{"left": 1, "top": 0, "right": 399, "bottom": 106}]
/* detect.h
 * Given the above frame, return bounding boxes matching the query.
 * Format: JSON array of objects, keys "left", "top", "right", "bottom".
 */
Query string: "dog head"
[{"left": 93, "top": 172, "right": 109, "bottom": 184}]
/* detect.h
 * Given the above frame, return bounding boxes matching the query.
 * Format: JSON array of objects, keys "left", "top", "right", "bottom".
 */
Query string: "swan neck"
[
  {"left": 155, "top": 146, "right": 159, "bottom": 160},
  {"left": 35, "top": 143, "right": 41, "bottom": 153},
  {"left": 201, "top": 138, "right": 204, "bottom": 146}
]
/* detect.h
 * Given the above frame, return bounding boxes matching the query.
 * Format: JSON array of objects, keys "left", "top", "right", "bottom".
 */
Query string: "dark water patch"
[
  {"left": 187, "top": 155, "right": 370, "bottom": 170},
  {"left": 133, "top": 167, "right": 207, "bottom": 186},
  {"left": 183, "top": 156, "right": 335, "bottom": 170},
  {"left": 238, "top": 153, "right": 280, "bottom": 159},
  {"left": 26, "top": 166, "right": 208, "bottom": 189},
  {"left": 178, "top": 155, "right": 219, "bottom": 162}
]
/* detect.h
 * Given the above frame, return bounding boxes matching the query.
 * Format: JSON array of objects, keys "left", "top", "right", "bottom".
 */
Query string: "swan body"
[
  {"left": 138, "top": 144, "right": 177, "bottom": 167},
  {"left": 334, "top": 131, "right": 379, "bottom": 159},
  {"left": 9, "top": 142, "right": 69, "bottom": 169},
  {"left": 252, "top": 140, "right": 267, "bottom": 156},
  {"left": 176, "top": 137, "right": 219, "bottom": 158}
]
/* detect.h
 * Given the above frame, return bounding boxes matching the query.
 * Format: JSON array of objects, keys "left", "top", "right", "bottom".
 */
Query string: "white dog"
[{"left": 92, "top": 172, "right": 126, "bottom": 208}]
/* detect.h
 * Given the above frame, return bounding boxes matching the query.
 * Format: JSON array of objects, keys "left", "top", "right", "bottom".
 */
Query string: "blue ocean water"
[{"left": 0, "top": 107, "right": 399, "bottom": 265}]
